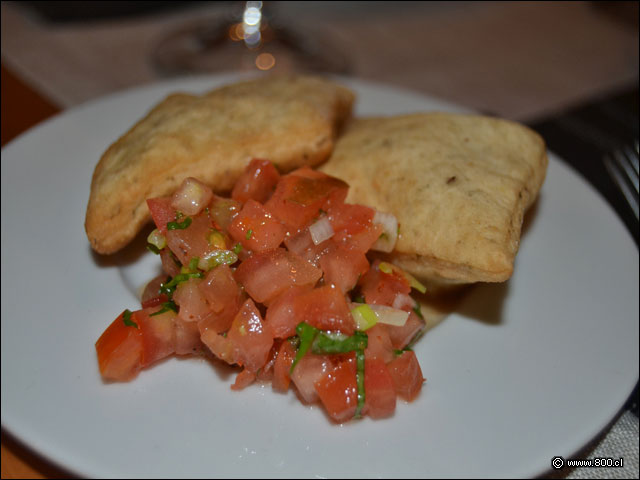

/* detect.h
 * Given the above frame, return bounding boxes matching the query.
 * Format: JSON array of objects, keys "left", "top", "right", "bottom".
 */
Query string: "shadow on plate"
[{"left": 88, "top": 222, "right": 156, "bottom": 268}]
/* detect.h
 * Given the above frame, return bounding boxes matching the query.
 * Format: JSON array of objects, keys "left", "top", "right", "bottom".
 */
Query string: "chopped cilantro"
[
  {"left": 245, "top": 229, "right": 253, "bottom": 240},
  {"left": 122, "top": 309, "right": 138, "bottom": 328},
  {"left": 150, "top": 301, "right": 178, "bottom": 316},
  {"left": 167, "top": 217, "right": 192, "bottom": 230}
]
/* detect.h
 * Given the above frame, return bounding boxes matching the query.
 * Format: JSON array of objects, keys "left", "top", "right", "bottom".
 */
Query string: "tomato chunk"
[
  {"left": 165, "top": 214, "right": 215, "bottom": 265},
  {"left": 95, "top": 310, "right": 143, "bottom": 381},
  {"left": 272, "top": 340, "right": 296, "bottom": 392},
  {"left": 292, "top": 284, "right": 355, "bottom": 335},
  {"left": 387, "top": 350, "right": 424, "bottom": 401},
  {"left": 147, "top": 196, "right": 176, "bottom": 233},
  {"left": 201, "top": 299, "right": 274, "bottom": 373},
  {"left": 360, "top": 260, "right": 411, "bottom": 307},
  {"left": 232, "top": 158, "right": 281, "bottom": 204},
  {"left": 315, "top": 360, "right": 358, "bottom": 423},
  {"left": 363, "top": 358, "right": 396, "bottom": 419},
  {"left": 319, "top": 242, "right": 369, "bottom": 294},
  {"left": 385, "top": 311, "right": 425, "bottom": 350},
  {"left": 228, "top": 199, "right": 287, "bottom": 253},
  {"left": 265, "top": 168, "right": 348, "bottom": 231},
  {"left": 235, "top": 248, "right": 322, "bottom": 304},
  {"left": 266, "top": 285, "right": 313, "bottom": 338},
  {"left": 136, "top": 307, "right": 177, "bottom": 367}
]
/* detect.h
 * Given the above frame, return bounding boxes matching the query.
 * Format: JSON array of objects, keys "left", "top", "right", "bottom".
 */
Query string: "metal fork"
[{"left": 603, "top": 140, "right": 639, "bottom": 221}]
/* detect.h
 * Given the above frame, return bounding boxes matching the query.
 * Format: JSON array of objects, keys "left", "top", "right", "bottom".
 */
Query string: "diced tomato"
[
  {"left": 265, "top": 285, "right": 313, "bottom": 338},
  {"left": 327, "top": 203, "right": 375, "bottom": 235},
  {"left": 231, "top": 158, "right": 281, "bottom": 204},
  {"left": 140, "top": 274, "right": 169, "bottom": 308},
  {"left": 208, "top": 195, "right": 242, "bottom": 231},
  {"left": 147, "top": 196, "right": 176, "bottom": 233},
  {"left": 199, "top": 265, "right": 241, "bottom": 313},
  {"left": 174, "top": 317, "right": 204, "bottom": 355},
  {"left": 165, "top": 214, "right": 215, "bottom": 265},
  {"left": 231, "top": 368, "right": 257, "bottom": 391},
  {"left": 319, "top": 242, "right": 369, "bottom": 294},
  {"left": 264, "top": 168, "right": 348, "bottom": 231},
  {"left": 283, "top": 227, "right": 331, "bottom": 266},
  {"left": 387, "top": 350, "right": 424, "bottom": 401},
  {"left": 359, "top": 260, "right": 411, "bottom": 307},
  {"left": 290, "top": 354, "right": 337, "bottom": 403},
  {"left": 364, "top": 324, "right": 394, "bottom": 363},
  {"left": 173, "top": 278, "right": 213, "bottom": 323},
  {"left": 272, "top": 340, "right": 296, "bottom": 392},
  {"left": 385, "top": 311, "right": 425, "bottom": 350},
  {"left": 363, "top": 358, "right": 396, "bottom": 419},
  {"left": 292, "top": 284, "right": 355, "bottom": 335},
  {"left": 235, "top": 248, "right": 322, "bottom": 304},
  {"left": 228, "top": 199, "right": 287, "bottom": 253},
  {"left": 201, "top": 299, "right": 274, "bottom": 374},
  {"left": 334, "top": 222, "right": 384, "bottom": 254},
  {"left": 136, "top": 307, "right": 177, "bottom": 367},
  {"left": 159, "top": 248, "right": 181, "bottom": 277},
  {"left": 314, "top": 359, "right": 358, "bottom": 423},
  {"left": 95, "top": 310, "right": 143, "bottom": 381}
]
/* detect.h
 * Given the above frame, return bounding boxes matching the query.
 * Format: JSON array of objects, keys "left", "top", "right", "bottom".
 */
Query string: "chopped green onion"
[
  {"left": 159, "top": 272, "right": 204, "bottom": 298},
  {"left": 245, "top": 229, "right": 253, "bottom": 240},
  {"left": 354, "top": 349, "right": 366, "bottom": 419},
  {"left": 122, "top": 309, "right": 138, "bottom": 328},
  {"left": 233, "top": 243, "right": 243, "bottom": 255},
  {"left": 147, "top": 228, "right": 167, "bottom": 252},
  {"left": 412, "top": 302, "right": 424, "bottom": 320},
  {"left": 351, "top": 304, "right": 378, "bottom": 331},
  {"left": 188, "top": 257, "right": 200, "bottom": 271},
  {"left": 290, "top": 322, "right": 318, "bottom": 374},
  {"left": 311, "top": 331, "right": 368, "bottom": 354},
  {"left": 198, "top": 249, "right": 238, "bottom": 271},
  {"left": 150, "top": 301, "right": 178, "bottom": 316},
  {"left": 167, "top": 217, "right": 192, "bottom": 230}
]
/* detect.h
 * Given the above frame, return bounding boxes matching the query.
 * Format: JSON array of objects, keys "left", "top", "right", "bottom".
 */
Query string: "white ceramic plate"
[{"left": 2, "top": 74, "right": 638, "bottom": 479}]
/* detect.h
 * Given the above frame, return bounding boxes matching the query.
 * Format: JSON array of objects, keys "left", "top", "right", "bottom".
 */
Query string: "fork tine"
[
  {"left": 614, "top": 147, "right": 639, "bottom": 193},
  {"left": 604, "top": 152, "right": 639, "bottom": 221}
]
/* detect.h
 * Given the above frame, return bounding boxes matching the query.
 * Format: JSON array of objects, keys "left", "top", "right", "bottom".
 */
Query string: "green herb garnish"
[
  {"left": 146, "top": 243, "right": 161, "bottom": 255},
  {"left": 412, "top": 302, "right": 424, "bottom": 320},
  {"left": 233, "top": 243, "right": 243, "bottom": 255},
  {"left": 122, "top": 309, "right": 138, "bottom": 328},
  {"left": 159, "top": 272, "right": 205, "bottom": 298},
  {"left": 354, "top": 349, "right": 366, "bottom": 418},
  {"left": 245, "top": 229, "right": 253, "bottom": 240},
  {"left": 167, "top": 217, "right": 192, "bottom": 230},
  {"left": 150, "top": 301, "right": 178, "bottom": 316}
]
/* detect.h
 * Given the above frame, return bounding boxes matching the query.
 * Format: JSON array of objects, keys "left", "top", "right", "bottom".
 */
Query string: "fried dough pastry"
[
  {"left": 320, "top": 113, "right": 548, "bottom": 287},
  {"left": 86, "top": 75, "right": 355, "bottom": 254}
]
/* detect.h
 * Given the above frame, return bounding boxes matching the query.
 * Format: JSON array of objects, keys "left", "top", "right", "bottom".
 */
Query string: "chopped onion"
[
  {"left": 147, "top": 228, "right": 166, "bottom": 250},
  {"left": 371, "top": 210, "right": 398, "bottom": 252},
  {"left": 308, "top": 217, "right": 334, "bottom": 245},
  {"left": 351, "top": 303, "right": 409, "bottom": 328},
  {"left": 369, "top": 304, "right": 409, "bottom": 327},
  {"left": 392, "top": 292, "right": 415, "bottom": 310},
  {"left": 171, "top": 177, "right": 213, "bottom": 216}
]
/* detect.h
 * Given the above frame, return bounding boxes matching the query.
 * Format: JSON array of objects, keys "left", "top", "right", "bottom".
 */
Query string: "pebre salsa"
[{"left": 96, "top": 159, "right": 426, "bottom": 422}]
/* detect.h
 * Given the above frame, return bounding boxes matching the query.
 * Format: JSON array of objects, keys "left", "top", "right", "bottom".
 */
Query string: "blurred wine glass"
[{"left": 151, "top": 1, "right": 350, "bottom": 76}]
